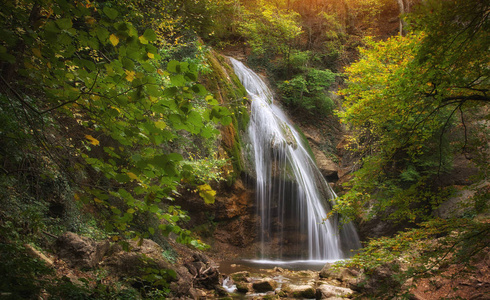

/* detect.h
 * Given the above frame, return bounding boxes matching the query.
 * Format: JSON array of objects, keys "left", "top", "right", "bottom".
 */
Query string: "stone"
[
  {"left": 55, "top": 232, "right": 109, "bottom": 269},
  {"left": 313, "top": 148, "right": 339, "bottom": 180},
  {"left": 353, "top": 264, "right": 400, "bottom": 295},
  {"left": 316, "top": 284, "right": 354, "bottom": 299},
  {"left": 252, "top": 278, "right": 277, "bottom": 292},
  {"left": 287, "top": 283, "right": 316, "bottom": 299},
  {"left": 235, "top": 282, "right": 251, "bottom": 293},
  {"left": 435, "top": 181, "right": 489, "bottom": 219},
  {"left": 319, "top": 263, "right": 358, "bottom": 282},
  {"left": 188, "top": 287, "right": 207, "bottom": 299},
  {"left": 230, "top": 271, "right": 250, "bottom": 283}
]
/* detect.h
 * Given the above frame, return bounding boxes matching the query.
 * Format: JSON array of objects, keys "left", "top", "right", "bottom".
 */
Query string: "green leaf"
[
  {"left": 115, "top": 173, "right": 130, "bottom": 183},
  {"left": 143, "top": 29, "right": 157, "bottom": 42},
  {"left": 167, "top": 60, "right": 179, "bottom": 73},
  {"left": 56, "top": 18, "right": 72, "bottom": 30},
  {"left": 103, "top": 7, "right": 119, "bottom": 20},
  {"left": 185, "top": 72, "right": 197, "bottom": 81},
  {"left": 141, "top": 62, "right": 156, "bottom": 72},
  {"left": 96, "top": 27, "right": 110, "bottom": 43},
  {"left": 0, "top": 52, "right": 15, "bottom": 63},
  {"left": 164, "top": 87, "right": 178, "bottom": 97},
  {"left": 191, "top": 84, "right": 207, "bottom": 96},
  {"left": 146, "top": 85, "right": 161, "bottom": 97},
  {"left": 170, "top": 74, "right": 185, "bottom": 87},
  {"left": 149, "top": 205, "right": 159, "bottom": 213},
  {"left": 205, "top": 95, "right": 218, "bottom": 105}
]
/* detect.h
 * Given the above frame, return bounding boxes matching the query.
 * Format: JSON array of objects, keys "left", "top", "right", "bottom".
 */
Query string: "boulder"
[
  {"left": 287, "top": 283, "right": 316, "bottom": 299},
  {"left": 319, "top": 263, "right": 358, "bottom": 283},
  {"left": 102, "top": 239, "right": 194, "bottom": 297},
  {"left": 353, "top": 264, "right": 400, "bottom": 296},
  {"left": 102, "top": 239, "right": 173, "bottom": 277},
  {"left": 252, "top": 278, "right": 277, "bottom": 292},
  {"left": 188, "top": 287, "right": 207, "bottom": 299},
  {"left": 230, "top": 271, "right": 250, "bottom": 283},
  {"left": 316, "top": 284, "right": 353, "bottom": 299},
  {"left": 235, "top": 282, "right": 252, "bottom": 293},
  {"left": 55, "top": 232, "right": 109, "bottom": 269},
  {"left": 313, "top": 148, "right": 339, "bottom": 180}
]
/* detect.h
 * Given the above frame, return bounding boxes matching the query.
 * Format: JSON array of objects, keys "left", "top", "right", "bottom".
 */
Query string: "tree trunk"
[{"left": 396, "top": 0, "right": 409, "bottom": 36}]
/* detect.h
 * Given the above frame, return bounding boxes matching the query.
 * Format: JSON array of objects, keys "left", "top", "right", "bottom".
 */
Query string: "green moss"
[
  {"left": 293, "top": 124, "right": 316, "bottom": 163},
  {"left": 230, "top": 271, "right": 250, "bottom": 282},
  {"left": 293, "top": 288, "right": 315, "bottom": 299},
  {"left": 201, "top": 51, "right": 251, "bottom": 184},
  {"left": 235, "top": 283, "right": 250, "bottom": 293}
]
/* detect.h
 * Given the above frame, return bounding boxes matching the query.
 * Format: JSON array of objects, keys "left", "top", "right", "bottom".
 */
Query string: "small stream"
[{"left": 218, "top": 258, "right": 355, "bottom": 299}]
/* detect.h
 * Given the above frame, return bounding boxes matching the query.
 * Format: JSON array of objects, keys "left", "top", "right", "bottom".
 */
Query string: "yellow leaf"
[
  {"left": 157, "top": 68, "right": 164, "bottom": 75},
  {"left": 109, "top": 34, "right": 119, "bottom": 46},
  {"left": 85, "top": 134, "right": 100, "bottom": 146},
  {"left": 74, "top": 193, "right": 80, "bottom": 201},
  {"left": 127, "top": 172, "right": 139, "bottom": 181},
  {"left": 198, "top": 184, "right": 216, "bottom": 204},
  {"left": 155, "top": 120, "right": 167, "bottom": 129},
  {"left": 94, "top": 197, "right": 103, "bottom": 203},
  {"left": 24, "top": 62, "right": 36, "bottom": 69},
  {"left": 138, "top": 35, "right": 148, "bottom": 44},
  {"left": 32, "top": 48, "right": 41, "bottom": 58},
  {"left": 85, "top": 16, "right": 96, "bottom": 25},
  {"left": 147, "top": 52, "right": 154, "bottom": 59},
  {"left": 125, "top": 70, "right": 135, "bottom": 82}
]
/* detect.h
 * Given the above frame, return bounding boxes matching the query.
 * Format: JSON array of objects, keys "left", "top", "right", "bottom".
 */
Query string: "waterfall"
[{"left": 230, "top": 58, "right": 361, "bottom": 261}]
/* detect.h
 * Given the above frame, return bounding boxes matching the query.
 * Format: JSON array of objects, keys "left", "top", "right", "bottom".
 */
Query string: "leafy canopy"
[
  {"left": 335, "top": 0, "right": 489, "bottom": 222},
  {"left": 0, "top": 0, "right": 231, "bottom": 248}
]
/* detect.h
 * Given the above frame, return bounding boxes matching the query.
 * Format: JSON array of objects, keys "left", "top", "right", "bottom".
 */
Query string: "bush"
[{"left": 278, "top": 68, "right": 336, "bottom": 115}]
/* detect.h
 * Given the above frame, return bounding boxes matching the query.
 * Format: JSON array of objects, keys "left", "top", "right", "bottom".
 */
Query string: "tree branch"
[{"left": 442, "top": 94, "right": 489, "bottom": 103}]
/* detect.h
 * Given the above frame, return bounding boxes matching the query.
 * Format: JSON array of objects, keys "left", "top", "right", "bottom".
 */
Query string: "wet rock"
[
  {"left": 230, "top": 271, "right": 250, "bottom": 283},
  {"left": 55, "top": 232, "right": 109, "bottom": 269},
  {"left": 235, "top": 282, "right": 252, "bottom": 293},
  {"left": 252, "top": 278, "right": 277, "bottom": 292},
  {"left": 316, "top": 284, "right": 353, "bottom": 299}
]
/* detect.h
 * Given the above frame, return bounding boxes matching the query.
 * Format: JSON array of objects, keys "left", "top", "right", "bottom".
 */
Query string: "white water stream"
[{"left": 230, "top": 58, "right": 361, "bottom": 261}]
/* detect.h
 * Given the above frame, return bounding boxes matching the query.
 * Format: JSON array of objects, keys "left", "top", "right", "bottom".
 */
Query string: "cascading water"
[{"left": 230, "top": 58, "right": 361, "bottom": 261}]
